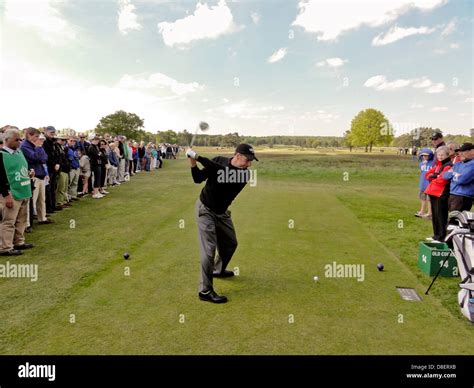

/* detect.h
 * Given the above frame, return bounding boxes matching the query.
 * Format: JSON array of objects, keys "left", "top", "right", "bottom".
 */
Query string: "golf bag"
[{"left": 446, "top": 211, "right": 474, "bottom": 322}]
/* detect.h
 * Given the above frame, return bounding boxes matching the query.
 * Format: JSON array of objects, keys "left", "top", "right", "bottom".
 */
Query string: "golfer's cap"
[
  {"left": 235, "top": 143, "right": 258, "bottom": 161},
  {"left": 430, "top": 132, "right": 443, "bottom": 140},
  {"left": 88, "top": 133, "right": 98, "bottom": 141},
  {"left": 455, "top": 142, "right": 474, "bottom": 152},
  {"left": 45, "top": 126, "right": 56, "bottom": 133}
]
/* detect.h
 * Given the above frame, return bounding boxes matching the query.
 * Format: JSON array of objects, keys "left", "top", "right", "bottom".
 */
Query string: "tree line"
[{"left": 91, "top": 110, "right": 472, "bottom": 151}]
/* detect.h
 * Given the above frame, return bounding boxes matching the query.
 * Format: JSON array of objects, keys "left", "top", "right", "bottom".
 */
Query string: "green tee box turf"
[{"left": 418, "top": 242, "right": 458, "bottom": 277}]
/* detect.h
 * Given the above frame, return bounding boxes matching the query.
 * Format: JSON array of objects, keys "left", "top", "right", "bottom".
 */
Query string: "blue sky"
[{"left": 0, "top": 0, "right": 472, "bottom": 136}]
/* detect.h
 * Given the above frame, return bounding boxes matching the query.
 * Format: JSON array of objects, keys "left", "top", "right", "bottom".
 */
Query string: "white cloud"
[
  {"left": 118, "top": 0, "right": 142, "bottom": 35},
  {"left": 441, "top": 19, "right": 456, "bottom": 36},
  {"left": 268, "top": 48, "right": 287, "bottom": 63},
  {"left": 118, "top": 73, "right": 203, "bottom": 95},
  {"left": 364, "top": 75, "right": 412, "bottom": 90},
  {"left": 449, "top": 42, "right": 460, "bottom": 49},
  {"left": 412, "top": 77, "right": 433, "bottom": 88},
  {"left": 251, "top": 12, "right": 260, "bottom": 25},
  {"left": 157, "top": 0, "right": 237, "bottom": 48},
  {"left": 464, "top": 97, "right": 474, "bottom": 103},
  {"left": 292, "top": 0, "right": 446, "bottom": 41},
  {"left": 411, "top": 103, "right": 425, "bottom": 108},
  {"left": 364, "top": 75, "right": 445, "bottom": 93},
  {"left": 426, "top": 83, "right": 445, "bottom": 93},
  {"left": 3, "top": 0, "right": 76, "bottom": 45},
  {"left": 372, "top": 25, "right": 436, "bottom": 46},
  {"left": 431, "top": 106, "right": 448, "bottom": 112},
  {"left": 0, "top": 59, "right": 198, "bottom": 132},
  {"left": 316, "top": 57, "right": 347, "bottom": 68}
]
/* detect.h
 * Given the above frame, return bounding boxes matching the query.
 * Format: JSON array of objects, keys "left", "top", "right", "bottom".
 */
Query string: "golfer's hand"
[{"left": 186, "top": 148, "right": 198, "bottom": 160}]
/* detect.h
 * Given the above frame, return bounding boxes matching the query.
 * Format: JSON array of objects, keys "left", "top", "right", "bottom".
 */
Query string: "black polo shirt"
[{"left": 191, "top": 156, "right": 250, "bottom": 214}]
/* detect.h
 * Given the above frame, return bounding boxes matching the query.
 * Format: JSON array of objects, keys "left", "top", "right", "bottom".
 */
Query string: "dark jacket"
[
  {"left": 76, "top": 140, "right": 90, "bottom": 153},
  {"left": 99, "top": 147, "right": 109, "bottom": 167},
  {"left": 66, "top": 146, "right": 80, "bottom": 169},
  {"left": 57, "top": 144, "right": 70, "bottom": 173},
  {"left": 87, "top": 144, "right": 102, "bottom": 168},
  {"left": 20, "top": 139, "right": 48, "bottom": 178},
  {"left": 0, "top": 151, "right": 10, "bottom": 197},
  {"left": 108, "top": 149, "right": 119, "bottom": 167},
  {"left": 42, "top": 137, "right": 60, "bottom": 172}
]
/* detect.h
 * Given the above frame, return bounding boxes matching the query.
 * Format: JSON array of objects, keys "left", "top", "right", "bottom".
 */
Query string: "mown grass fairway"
[{"left": 1, "top": 150, "right": 473, "bottom": 355}]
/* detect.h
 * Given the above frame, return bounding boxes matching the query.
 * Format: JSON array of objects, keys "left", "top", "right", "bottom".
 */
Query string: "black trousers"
[
  {"left": 448, "top": 194, "right": 473, "bottom": 212},
  {"left": 430, "top": 195, "right": 449, "bottom": 241},
  {"left": 28, "top": 179, "right": 35, "bottom": 227},
  {"left": 92, "top": 165, "right": 102, "bottom": 189},
  {"left": 45, "top": 172, "right": 58, "bottom": 213},
  {"left": 100, "top": 165, "right": 106, "bottom": 188}
]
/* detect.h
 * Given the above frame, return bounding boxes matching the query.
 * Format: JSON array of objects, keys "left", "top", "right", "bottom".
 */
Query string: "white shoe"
[
  {"left": 92, "top": 193, "right": 104, "bottom": 199},
  {"left": 101, "top": 190, "right": 110, "bottom": 194}
]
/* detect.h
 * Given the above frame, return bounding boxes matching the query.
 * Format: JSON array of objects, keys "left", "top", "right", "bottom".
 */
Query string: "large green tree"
[
  {"left": 350, "top": 108, "right": 393, "bottom": 152},
  {"left": 343, "top": 130, "right": 354, "bottom": 151},
  {"left": 95, "top": 110, "right": 145, "bottom": 139},
  {"left": 221, "top": 132, "right": 241, "bottom": 147},
  {"left": 157, "top": 130, "right": 178, "bottom": 144}
]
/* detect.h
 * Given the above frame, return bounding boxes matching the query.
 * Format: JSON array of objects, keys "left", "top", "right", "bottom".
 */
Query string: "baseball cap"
[
  {"left": 45, "top": 126, "right": 56, "bottom": 133},
  {"left": 455, "top": 143, "right": 474, "bottom": 152},
  {"left": 430, "top": 132, "right": 443, "bottom": 140},
  {"left": 235, "top": 143, "right": 258, "bottom": 161}
]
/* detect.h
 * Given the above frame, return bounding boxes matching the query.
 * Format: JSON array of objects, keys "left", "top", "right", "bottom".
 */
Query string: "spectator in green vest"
[{"left": 0, "top": 127, "right": 35, "bottom": 256}]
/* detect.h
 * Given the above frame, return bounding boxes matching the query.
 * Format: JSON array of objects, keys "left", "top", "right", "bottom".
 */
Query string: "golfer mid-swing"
[{"left": 186, "top": 144, "right": 258, "bottom": 303}]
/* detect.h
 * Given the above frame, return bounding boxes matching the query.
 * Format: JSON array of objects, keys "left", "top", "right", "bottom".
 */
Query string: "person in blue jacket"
[
  {"left": 20, "top": 128, "right": 53, "bottom": 225},
  {"left": 443, "top": 143, "right": 474, "bottom": 212},
  {"left": 416, "top": 148, "right": 434, "bottom": 218},
  {"left": 66, "top": 137, "right": 81, "bottom": 201}
]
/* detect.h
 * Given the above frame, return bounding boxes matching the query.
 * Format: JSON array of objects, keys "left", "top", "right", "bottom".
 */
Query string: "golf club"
[{"left": 190, "top": 122, "right": 209, "bottom": 147}]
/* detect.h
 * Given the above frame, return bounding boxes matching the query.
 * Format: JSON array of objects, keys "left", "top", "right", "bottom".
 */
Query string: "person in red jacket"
[{"left": 424, "top": 146, "right": 452, "bottom": 242}]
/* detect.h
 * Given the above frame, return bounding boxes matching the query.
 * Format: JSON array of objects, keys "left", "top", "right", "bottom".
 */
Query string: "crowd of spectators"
[{"left": 0, "top": 124, "right": 180, "bottom": 256}]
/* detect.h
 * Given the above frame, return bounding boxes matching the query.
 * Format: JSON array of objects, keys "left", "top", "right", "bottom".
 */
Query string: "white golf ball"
[{"left": 313, "top": 276, "right": 319, "bottom": 282}]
